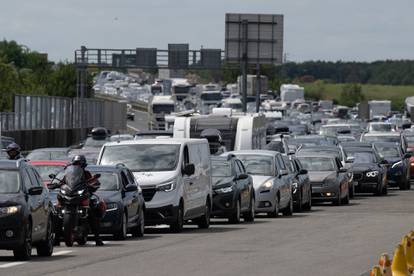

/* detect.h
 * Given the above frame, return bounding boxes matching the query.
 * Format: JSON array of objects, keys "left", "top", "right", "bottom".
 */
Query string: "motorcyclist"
[
  {"left": 57, "top": 155, "right": 104, "bottom": 246},
  {"left": 6, "top": 143, "right": 23, "bottom": 160}
]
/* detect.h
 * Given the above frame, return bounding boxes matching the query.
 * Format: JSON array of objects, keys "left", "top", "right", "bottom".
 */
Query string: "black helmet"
[
  {"left": 72, "top": 155, "right": 87, "bottom": 168},
  {"left": 6, "top": 143, "right": 21, "bottom": 153}
]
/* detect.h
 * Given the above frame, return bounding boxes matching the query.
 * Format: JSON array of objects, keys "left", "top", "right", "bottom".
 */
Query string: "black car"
[
  {"left": 0, "top": 160, "right": 54, "bottom": 260},
  {"left": 343, "top": 147, "right": 388, "bottom": 196},
  {"left": 88, "top": 165, "right": 145, "bottom": 239},
  {"left": 211, "top": 155, "right": 255, "bottom": 223},
  {"left": 283, "top": 155, "right": 312, "bottom": 212},
  {"left": 373, "top": 142, "right": 412, "bottom": 190}
]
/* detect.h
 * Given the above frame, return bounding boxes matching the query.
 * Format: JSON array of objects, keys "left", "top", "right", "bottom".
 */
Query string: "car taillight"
[{"left": 81, "top": 198, "right": 90, "bottom": 207}]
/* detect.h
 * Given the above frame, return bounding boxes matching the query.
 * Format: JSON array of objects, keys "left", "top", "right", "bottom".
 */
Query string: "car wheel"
[
  {"left": 294, "top": 189, "right": 303, "bottom": 213},
  {"left": 37, "top": 216, "right": 54, "bottom": 256},
  {"left": 196, "top": 200, "right": 210, "bottom": 229},
  {"left": 267, "top": 196, "right": 279, "bottom": 218},
  {"left": 282, "top": 196, "right": 293, "bottom": 216},
  {"left": 375, "top": 181, "right": 384, "bottom": 196},
  {"left": 303, "top": 189, "right": 312, "bottom": 211},
  {"left": 170, "top": 204, "right": 184, "bottom": 233},
  {"left": 349, "top": 183, "right": 355, "bottom": 199},
  {"left": 114, "top": 211, "right": 127, "bottom": 240},
  {"left": 243, "top": 196, "right": 255, "bottom": 222},
  {"left": 13, "top": 221, "right": 32, "bottom": 261},
  {"left": 342, "top": 189, "right": 350, "bottom": 205},
  {"left": 229, "top": 199, "right": 241, "bottom": 224},
  {"left": 131, "top": 207, "right": 145, "bottom": 238}
]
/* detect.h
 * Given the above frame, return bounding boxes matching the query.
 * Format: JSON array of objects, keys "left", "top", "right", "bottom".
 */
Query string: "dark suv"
[{"left": 0, "top": 160, "right": 55, "bottom": 260}]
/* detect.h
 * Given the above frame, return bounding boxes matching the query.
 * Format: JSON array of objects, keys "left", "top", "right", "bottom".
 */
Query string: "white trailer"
[{"left": 280, "top": 84, "right": 305, "bottom": 103}]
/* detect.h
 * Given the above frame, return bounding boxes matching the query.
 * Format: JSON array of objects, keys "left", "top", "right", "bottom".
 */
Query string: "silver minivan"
[{"left": 97, "top": 138, "right": 212, "bottom": 232}]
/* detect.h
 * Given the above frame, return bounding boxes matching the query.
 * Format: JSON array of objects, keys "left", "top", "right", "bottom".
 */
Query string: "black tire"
[
  {"left": 76, "top": 227, "right": 88, "bottom": 246},
  {"left": 267, "top": 196, "right": 279, "bottom": 218},
  {"left": 349, "top": 183, "right": 355, "bottom": 199},
  {"left": 243, "top": 196, "right": 255, "bottom": 223},
  {"left": 294, "top": 190, "right": 303, "bottom": 213},
  {"left": 114, "top": 211, "right": 127, "bottom": 240},
  {"left": 282, "top": 196, "right": 293, "bottom": 216},
  {"left": 342, "top": 189, "right": 350, "bottom": 205},
  {"left": 303, "top": 189, "right": 312, "bottom": 211},
  {"left": 196, "top": 200, "right": 210, "bottom": 229},
  {"left": 13, "top": 221, "right": 32, "bottom": 261},
  {"left": 131, "top": 207, "right": 145, "bottom": 238},
  {"left": 63, "top": 213, "right": 75, "bottom": 247},
  {"left": 382, "top": 183, "right": 388, "bottom": 195},
  {"left": 229, "top": 199, "right": 241, "bottom": 224},
  {"left": 170, "top": 204, "right": 184, "bottom": 233},
  {"left": 37, "top": 216, "right": 54, "bottom": 256}
]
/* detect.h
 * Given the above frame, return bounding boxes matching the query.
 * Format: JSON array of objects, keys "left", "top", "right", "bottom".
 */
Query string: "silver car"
[{"left": 222, "top": 150, "right": 293, "bottom": 217}]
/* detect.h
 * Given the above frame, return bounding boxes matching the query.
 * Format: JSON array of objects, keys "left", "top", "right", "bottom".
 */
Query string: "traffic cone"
[
  {"left": 378, "top": 253, "right": 392, "bottom": 276},
  {"left": 391, "top": 244, "right": 409, "bottom": 276},
  {"left": 369, "top": 266, "right": 382, "bottom": 276},
  {"left": 402, "top": 235, "right": 414, "bottom": 272}
]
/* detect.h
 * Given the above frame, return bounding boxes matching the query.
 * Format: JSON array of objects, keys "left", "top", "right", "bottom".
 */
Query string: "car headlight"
[
  {"left": 262, "top": 181, "right": 273, "bottom": 189},
  {"left": 0, "top": 206, "right": 21, "bottom": 215},
  {"left": 156, "top": 181, "right": 175, "bottom": 192},
  {"left": 106, "top": 203, "right": 118, "bottom": 212},
  {"left": 215, "top": 186, "right": 233, "bottom": 194},
  {"left": 366, "top": 171, "right": 379, "bottom": 178},
  {"left": 292, "top": 183, "right": 298, "bottom": 194},
  {"left": 391, "top": 161, "right": 403, "bottom": 169}
]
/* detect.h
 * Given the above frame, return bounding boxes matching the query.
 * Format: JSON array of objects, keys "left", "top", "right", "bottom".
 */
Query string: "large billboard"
[{"left": 225, "top": 13, "right": 284, "bottom": 65}]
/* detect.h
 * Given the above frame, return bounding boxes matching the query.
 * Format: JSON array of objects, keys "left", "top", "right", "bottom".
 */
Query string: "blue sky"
[{"left": 1, "top": 0, "right": 413, "bottom": 62}]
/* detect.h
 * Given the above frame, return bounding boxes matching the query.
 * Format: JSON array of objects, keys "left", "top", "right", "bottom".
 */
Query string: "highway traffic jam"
[{"left": 0, "top": 79, "right": 414, "bottom": 267}]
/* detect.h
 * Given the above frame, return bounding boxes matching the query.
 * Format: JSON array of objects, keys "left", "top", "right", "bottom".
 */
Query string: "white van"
[{"left": 97, "top": 139, "right": 212, "bottom": 232}]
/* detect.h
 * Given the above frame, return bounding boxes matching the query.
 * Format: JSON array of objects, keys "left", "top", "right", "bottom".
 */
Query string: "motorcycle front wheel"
[{"left": 63, "top": 213, "right": 75, "bottom": 247}]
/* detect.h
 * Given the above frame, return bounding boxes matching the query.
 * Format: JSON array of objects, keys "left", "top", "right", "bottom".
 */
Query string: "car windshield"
[
  {"left": 27, "top": 150, "right": 68, "bottom": 160},
  {"left": 84, "top": 138, "right": 108, "bottom": 148},
  {"left": 96, "top": 172, "right": 119, "bottom": 191},
  {"left": 211, "top": 161, "right": 232, "bottom": 177},
  {"left": 152, "top": 104, "right": 175, "bottom": 114},
  {"left": 346, "top": 151, "right": 377, "bottom": 163},
  {"left": 362, "top": 135, "right": 400, "bottom": 143},
  {"left": 371, "top": 124, "right": 392, "bottom": 132},
  {"left": 0, "top": 170, "right": 20, "bottom": 193},
  {"left": 100, "top": 144, "right": 180, "bottom": 172},
  {"left": 235, "top": 155, "right": 273, "bottom": 176},
  {"left": 298, "top": 157, "right": 336, "bottom": 171},
  {"left": 375, "top": 146, "right": 400, "bottom": 158},
  {"left": 33, "top": 165, "right": 65, "bottom": 180}
]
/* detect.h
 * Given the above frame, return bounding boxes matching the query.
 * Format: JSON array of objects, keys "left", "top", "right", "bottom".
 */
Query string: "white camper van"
[{"left": 98, "top": 139, "right": 212, "bottom": 232}]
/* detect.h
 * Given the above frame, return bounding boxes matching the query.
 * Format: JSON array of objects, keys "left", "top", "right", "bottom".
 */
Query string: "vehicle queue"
[{"left": 0, "top": 100, "right": 414, "bottom": 261}]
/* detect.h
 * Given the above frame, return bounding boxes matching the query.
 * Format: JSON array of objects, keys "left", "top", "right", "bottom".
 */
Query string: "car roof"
[
  {"left": 299, "top": 146, "right": 340, "bottom": 151},
  {"left": 341, "top": 142, "right": 372, "bottom": 147},
  {"left": 363, "top": 132, "right": 400, "bottom": 137},
  {"left": 103, "top": 138, "right": 206, "bottom": 147},
  {"left": 372, "top": 142, "right": 400, "bottom": 148},
  {"left": 224, "top": 150, "right": 279, "bottom": 157},
  {"left": 296, "top": 153, "right": 337, "bottom": 159},
  {"left": 86, "top": 165, "right": 124, "bottom": 172},
  {"left": 31, "top": 147, "right": 69, "bottom": 152},
  {"left": 343, "top": 147, "right": 374, "bottom": 152}
]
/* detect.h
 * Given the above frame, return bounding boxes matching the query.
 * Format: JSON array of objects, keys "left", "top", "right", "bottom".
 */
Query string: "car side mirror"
[
  {"left": 345, "top": 157, "right": 355, "bottom": 163},
  {"left": 404, "top": 153, "right": 413, "bottom": 159},
  {"left": 299, "top": 169, "right": 308, "bottom": 175},
  {"left": 94, "top": 173, "right": 101, "bottom": 179},
  {"left": 339, "top": 168, "right": 348, "bottom": 173},
  {"left": 236, "top": 173, "right": 249, "bottom": 180},
  {"left": 280, "top": 169, "right": 288, "bottom": 177},
  {"left": 183, "top": 163, "right": 195, "bottom": 176},
  {"left": 380, "top": 160, "right": 389, "bottom": 165},
  {"left": 49, "top": 174, "right": 56, "bottom": 179},
  {"left": 124, "top": 184, "right": 138, "bottom": 192},
  {"left": 28, "top": 186, "right": 43, "bottom": 195}
]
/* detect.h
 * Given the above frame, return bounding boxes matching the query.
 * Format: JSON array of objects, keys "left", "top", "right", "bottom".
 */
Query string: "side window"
[
  {"left": 126, "top": 170, "right": 136, "bottom": 185},
  {"left": 276, "top": 155, "right": 287, "bottom": 171},
  {"left": 188, "top": 144, "right": 202, "bottom": 168},
  {"left": 236, "top": 160, "right": 246, "bottom": 174},
  {"left": 21, "top": 169, "right": 34, "bottom": 191},
  {"left": 120, "top": 171, "right": 129, "bottom": 188}
]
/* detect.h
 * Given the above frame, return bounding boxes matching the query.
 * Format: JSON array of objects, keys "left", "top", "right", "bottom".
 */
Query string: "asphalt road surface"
[
  {"left": 127, "top": 109, "right": 148, "bottom": 132},
  {"left": 1, "top": 187, "right": 414, "bottom": 276}
]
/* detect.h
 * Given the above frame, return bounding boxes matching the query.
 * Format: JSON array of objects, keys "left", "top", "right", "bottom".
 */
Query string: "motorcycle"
[{"left": 48, "top": 165, "right": 102, "bottom": 247}]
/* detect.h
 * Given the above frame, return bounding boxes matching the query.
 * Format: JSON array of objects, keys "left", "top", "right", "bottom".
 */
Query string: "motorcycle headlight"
[
  {"left": 106, "top": 203, "right": 118, "bottom": 212},
  {"left": 61, "top": 189, "right": 66, "bottom": 195},
  {"left": 77, "top": 189, "right": 85, "bottom": 195},
  {"left": 391, "top": 161, "right": 403, "bottom": 169},
  {"left": 156, "top": 181, "right": 175, "bottom": 192},
  {"left": 262, "top": 181, "right": 273, "bottom": 189},
  {"left": 366, "top": 171, "right": 379, "bottom": 178},
  {"left": 0, "top": 206, "right": 21, "bottom": 215},
  {"left": 215, "top": 186, "right": 233, "bottom": 194}
]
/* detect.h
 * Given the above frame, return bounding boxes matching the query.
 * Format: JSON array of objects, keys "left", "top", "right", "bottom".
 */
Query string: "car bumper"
[
  {"left": 255, "top": 189, "right": 277, "bottom": 213},
  {"left": 311, "top": 185, "right": 338, "bottom": 202},
  {"left": 0, "top": 215, "right": 25, "bottom": 249},
  {"left": 145, "top": 205, "right": 179, "bottom": 225},
  {"left": 354, "top": 180, "right": 379, "bottom": 192},
  {"left": 100, "top": 208, "right": 123, "bottom": 234},
  {"left": 212, "top": 192, "right": 237, "bottom": 217}
]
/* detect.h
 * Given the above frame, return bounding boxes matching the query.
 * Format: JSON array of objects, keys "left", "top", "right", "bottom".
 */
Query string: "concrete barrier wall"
[{"left": 3, "top": 128, "right": 91, "bottom": 151}]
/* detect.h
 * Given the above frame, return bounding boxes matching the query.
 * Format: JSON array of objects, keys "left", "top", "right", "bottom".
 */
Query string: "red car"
[{"left": 29, "top": 160, "right": 68, "bottom": 186}]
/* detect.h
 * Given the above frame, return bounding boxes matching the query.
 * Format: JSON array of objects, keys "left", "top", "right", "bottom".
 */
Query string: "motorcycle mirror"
[
  {"left": 94, "top": 173, "right": 101, "bottom": 179},
  {"left": 49, "top": 173, "right": 56, "bottom": 179}
]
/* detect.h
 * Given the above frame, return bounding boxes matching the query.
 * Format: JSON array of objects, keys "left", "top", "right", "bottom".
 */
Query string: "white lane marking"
[
  {"left": 53, "top": 250, "right": 73, "bottom": 256},
  {"left": 127, "top": 124, "right": 140, "bottom": 132},
  {"left": 0, "top": 261, "right": 27, "bottom": 268}
]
